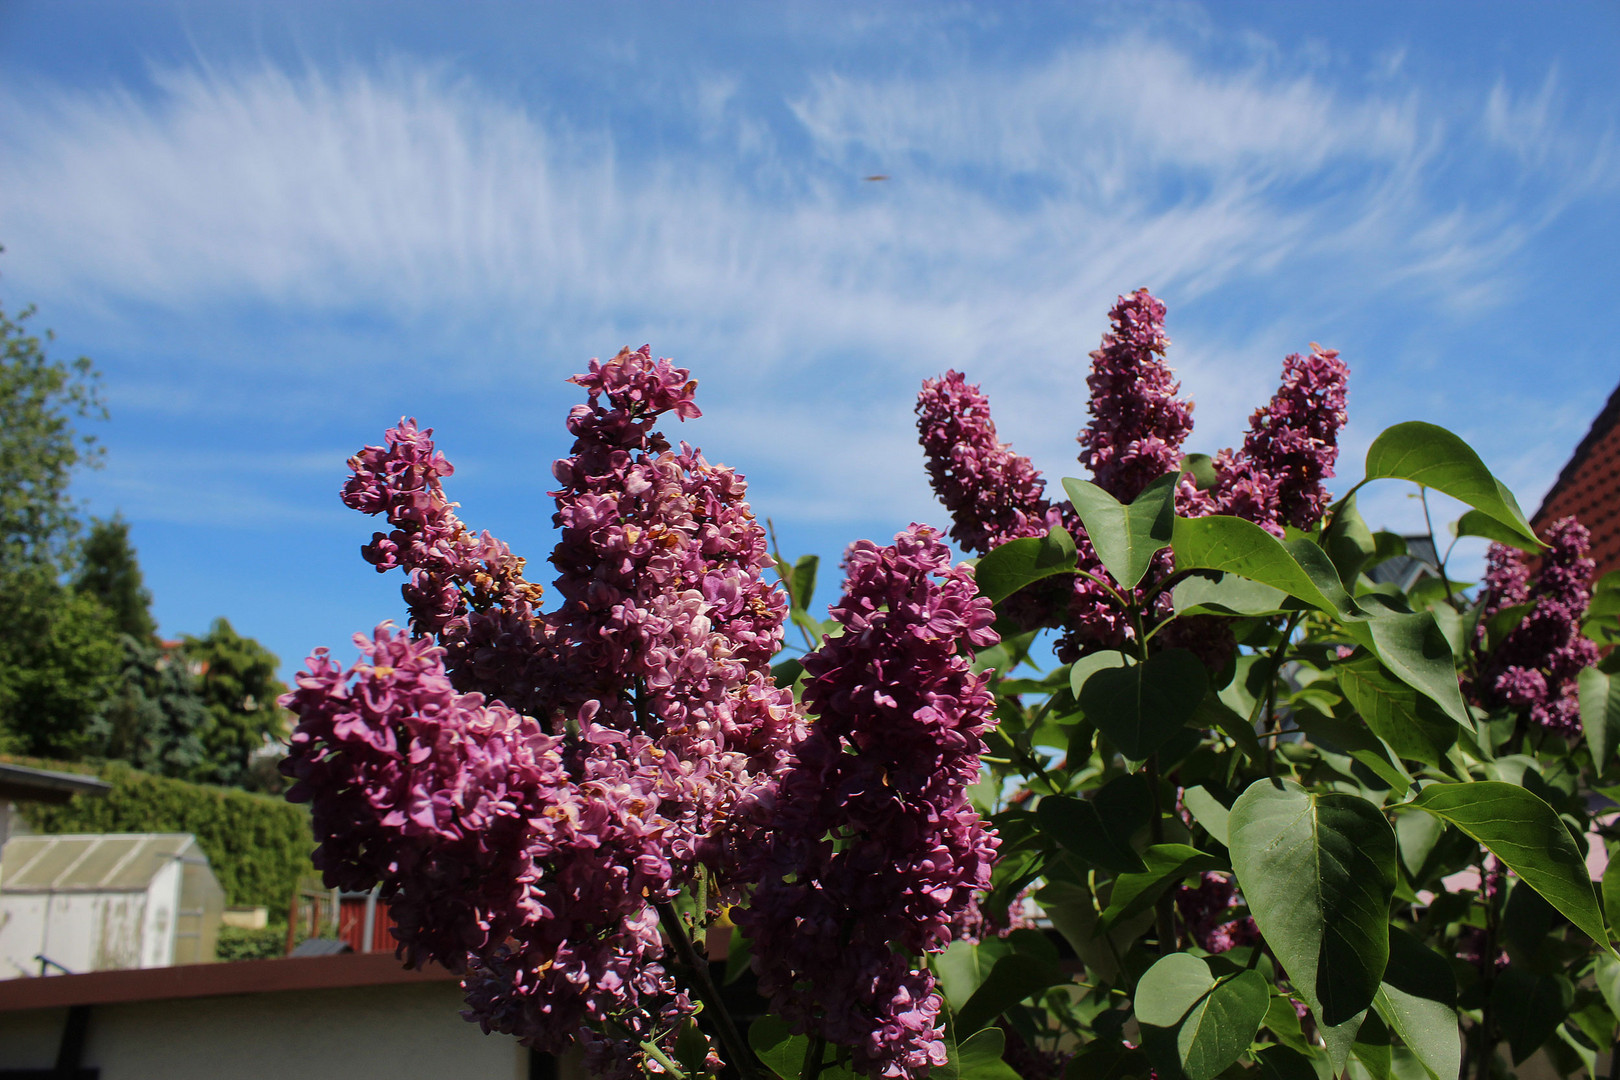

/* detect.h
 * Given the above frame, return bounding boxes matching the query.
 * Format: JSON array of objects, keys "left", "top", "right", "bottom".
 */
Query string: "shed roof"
[
  {"left": 0, "top": 761, "right": 111, "bottom": 804},
  {"left": 1, "top": 834, "right": 203, "bottom": 894}
]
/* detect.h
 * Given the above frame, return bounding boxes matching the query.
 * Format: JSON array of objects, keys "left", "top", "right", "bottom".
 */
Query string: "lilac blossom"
[
  {"left": 916, "top": 371, "right": 1062, "bottom": 555},
  {"left": 1212, "top": 346, "right": 1349, "bottom": 535},
  {"left": 737, "top": 525, "right": 1001, "bottom": 1079},
  {"left": 285, "top": 345, "right": 801, "bottom": 1068},
  {"left": 1472, "top": 517, "right": 1600, "bottom": 737},
  {"left": 1174, "top": 872, "right": 1258, "bottom": 955},
  {"left": 341, "top": 418, "right": 550, "bottom": 711},
  {"left": 1076, "top": 289, "right": 1195, "bottom": 504}
]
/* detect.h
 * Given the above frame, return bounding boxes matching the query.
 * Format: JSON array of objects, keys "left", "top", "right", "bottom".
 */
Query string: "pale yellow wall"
[{"left": 0, "top": 980, "right": 529, "bottom": 1080}]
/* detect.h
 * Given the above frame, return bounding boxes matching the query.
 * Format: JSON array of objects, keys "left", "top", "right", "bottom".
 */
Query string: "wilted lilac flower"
[
  {"left": 738, "top": 525, "right": 1001, "bottom": 1079},
  {"left": 1076, "top": 289, "right": 1194, "bottom": 504},
  {"left": 1212, "top": 346, "right": 1349, "bottom": 534},
  {"left": 916, "top": 371, "right": 1063, "bottom": 555},
  {"left": 1472, "top": 517, "right": 1600, "bottom": 737}
]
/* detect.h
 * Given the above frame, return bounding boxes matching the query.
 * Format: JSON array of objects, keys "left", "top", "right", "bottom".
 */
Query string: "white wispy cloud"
[{"left": 0, "top": 33, "right": 1608, "bottom": 537}]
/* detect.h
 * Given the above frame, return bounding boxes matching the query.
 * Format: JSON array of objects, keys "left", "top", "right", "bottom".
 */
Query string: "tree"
[
  {"left": 0, "top": 576, "right": 122, "bottom": 758},
  {"left": 183, "top": 618, "right": 290, "bottom": 788},
  {"left": 0, "top": 297, "right": 104, "bottom": 581},
  {"left": 74, "top": 516, "right": 157, "bottom": 642},
  {"left": 88, "top": 635, "right": 208, "bottom": 777}
]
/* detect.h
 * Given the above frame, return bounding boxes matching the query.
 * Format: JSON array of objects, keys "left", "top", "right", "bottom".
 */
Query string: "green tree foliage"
[
  {"left": 89, "top": 635, "right": 209, "bottom": 777},
  {"left": 183, "top": 617, "right": 291, "bottom": 788},
  {"left": 74, "top": 516, "right": 157, "bottom": 642},
  {"left": 19, "top": 758, "right": 314, "bottom": 909},
  {"left": 0, "top": 577, "right": 122, "bottom": 757},
  {"left": 0, "top": 298, "right": 117, "bottom": 757},
  {"left": 0, "top": 298, "right": 104, "bottom": 579}
]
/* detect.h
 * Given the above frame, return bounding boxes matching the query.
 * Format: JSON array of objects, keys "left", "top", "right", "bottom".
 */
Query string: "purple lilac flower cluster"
[
  {"left": 1212, "top": 346, "right": 1349, "bottom": 535},
  {"left": 284, "top": 346, "right": 802, "bottom": 1071},
  {"left": 916, "top": 289, "right": 1349, "bottom": 671},
  {"left": 737, "top": 525, "right": 1001, "bottom": 1079},
  {"left": 1076, "top": 289, "right": 1195, "bottom": 504},
  {"left": 1472, "top": 517, "right": 1600, "bottom": 737},
  {"left": 1173, "top": 872, "right": 1259, "bottom": 954},
  {"left": 340, "top": 418, "right": 550, "bottom": 712},
  {"left": 915, "top": 371, "right": 1062, "bottom": 555},
  {"left": 281, "top": 625, "right": 567, "bottom": 971}
]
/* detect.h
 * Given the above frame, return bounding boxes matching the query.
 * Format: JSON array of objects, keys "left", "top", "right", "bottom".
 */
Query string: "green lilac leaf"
[
  {"left": 1492, "top": 968, "right": 1573, "bottom": 1065},
  {"left": 1171, "top": 572, "right": 1291, "bottom": 617},
  {"left": 1135, "top": 953, "right": 1269, "bottom": 1080},
  {"left": 974, "top": 526, "right": 1078, "bottom": 606},
  {"left": 1342, "top": 609, "right": 1474, "bottom": 731},
  {"left": 1452, "top": 507, "right": 1539, "bottom": 553},
  {"left": 953, "top": 952, "right": 1064, "bottom": 1035},
  {"left": 1078, "top": 648, "right": 1207, "bottom": 761},
  {"left": 1362, "top": 421, "right": 1539, "bottom": 547},
  {"left": 1579, "top": 667, "right": 1620, "bottom": 772},
  {"left": 1228, "top": 779, "right": 1397, "bottom": 1034},
  {"left": 1180, "top": 785, "right": 1231, "bottom": 847},
  {"left": 936, "top": 936, "right": 1014, "bottom": 1013},
  {"left": 1061, "top": 473, "right": 1179, "bottom": 590},
  {"left": 1038, "top": 793, "right": 1146, "bottom": 874},
  {"left": 1170, "top": 514, "right": 1357, "bottom": 618},
  {"left": 1095, "top": 843, "right": 1224, "bottom": 933},
  {"left": 1335, "top": 656, "right": 1458, "bottom": 770},
  {"left": 1372, "top": 926, "right": 1460, "bottom": 1080},
  {"left": 1409, "top": 781, "right": 1613, "bottom": 952}
]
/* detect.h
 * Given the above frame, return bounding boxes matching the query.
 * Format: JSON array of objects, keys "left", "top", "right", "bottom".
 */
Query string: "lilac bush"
[{"left": 282, "top": 290, "right": 1615, "bottom": 1080}]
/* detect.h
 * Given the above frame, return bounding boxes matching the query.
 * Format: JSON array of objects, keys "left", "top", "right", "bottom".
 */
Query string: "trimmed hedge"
[{"left": 9, "top": 756, "right": 314, "bottom": 909}]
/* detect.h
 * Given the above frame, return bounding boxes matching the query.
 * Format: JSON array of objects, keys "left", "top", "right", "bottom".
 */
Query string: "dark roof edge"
[
  {"left": 0, "top": 762, "right": 112, "bottom": 803},
  {"left": 1534, "top": 379, "right": 1620, "bottom": 525},
  {"left": 0, "top": 952, "right": 456, "bottom": 1012}
]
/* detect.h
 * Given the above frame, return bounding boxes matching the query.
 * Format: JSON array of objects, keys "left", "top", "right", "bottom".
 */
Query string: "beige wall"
[{"left": 0, "top": 980, "right": 529, "bottom": 1080}]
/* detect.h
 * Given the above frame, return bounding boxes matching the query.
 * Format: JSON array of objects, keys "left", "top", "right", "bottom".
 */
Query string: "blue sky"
[{"left": 1, "top": 1, "right": 1616, "bottom": 679}]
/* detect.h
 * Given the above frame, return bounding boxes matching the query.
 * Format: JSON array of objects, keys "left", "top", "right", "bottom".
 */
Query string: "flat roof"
[
  {"left": 0, "top": 762, "right": 111, "bottom": 804},
  {"left": 0, "top": 952, "right": 457, "bottom": 1012}
]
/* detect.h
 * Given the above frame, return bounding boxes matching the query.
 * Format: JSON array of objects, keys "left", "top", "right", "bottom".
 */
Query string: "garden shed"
[{"left": 0, "top": 833, "right": 224, "bottom": 979}]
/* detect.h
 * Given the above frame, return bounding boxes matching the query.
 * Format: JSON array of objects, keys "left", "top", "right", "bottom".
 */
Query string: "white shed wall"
[{"left": 0, "top": 981, "right": 531, "bottom": 1080}]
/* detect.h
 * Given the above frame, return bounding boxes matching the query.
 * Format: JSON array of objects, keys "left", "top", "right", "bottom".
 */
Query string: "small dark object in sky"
[{"left": 863, "top": 174, "right": 889, "bottom": 181}]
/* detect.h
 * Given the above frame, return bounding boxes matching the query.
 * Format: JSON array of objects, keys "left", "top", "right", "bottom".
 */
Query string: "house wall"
[{"left": 0, "top": 980, "right": 529, "bottom": 1080}]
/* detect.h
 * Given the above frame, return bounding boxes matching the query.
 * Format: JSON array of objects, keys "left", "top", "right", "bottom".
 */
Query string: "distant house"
[
  {"left": 1533, "top": 379, "right": 1620, "bottom": 578},
  {"left": 0, "top": 833, "right": 225, "bottom": 979}
]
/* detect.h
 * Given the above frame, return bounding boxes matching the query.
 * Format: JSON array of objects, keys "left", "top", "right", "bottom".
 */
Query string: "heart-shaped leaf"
[
  {"left": 953, "top": 952, "right": 1064, "bottom": 1035},
  {"left": 1136, "top": 953, "right": 1270, "bottom": 1080},
  {"left": 1038, "top": 794, "right": 1146, "bottom": 874},
  {"left": 1335, "top": 655, "right": 1458, "bottom": 770},
  {"left": 1079, "top": 648, "right": 1207, "bottom": 761},
  {"left": 1229, "top": 780, "right": 1396, "bottom": 1041},
  {"left": 1062, "top": 472, "right": 1179, "bottom": 590},
  {"left": 1095, "top": 843, "right": 1224, "bottom": 933}
]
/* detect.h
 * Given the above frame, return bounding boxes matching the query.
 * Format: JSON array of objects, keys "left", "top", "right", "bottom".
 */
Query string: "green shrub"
[
  {"left": 215, "top": 924, "right": 286, "bottom": 962},
  {"left": 12, "top": 757, "right": 314, "bottom": 908}
]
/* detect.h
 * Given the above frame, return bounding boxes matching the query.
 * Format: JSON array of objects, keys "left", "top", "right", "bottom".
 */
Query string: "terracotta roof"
[
  {"left": 1533, "top": 379, "right": 1620, "bottom": 580},
  {"left": 0, "top": 951, "right": 455, "bottom": 1012}
]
